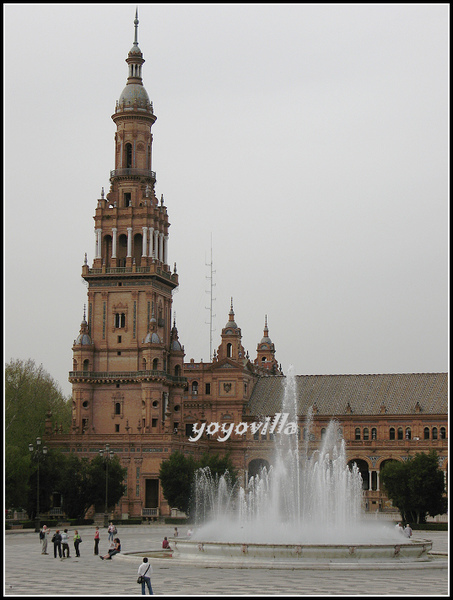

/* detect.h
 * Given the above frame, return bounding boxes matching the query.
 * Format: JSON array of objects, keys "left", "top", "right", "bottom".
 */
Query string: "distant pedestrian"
[
  {"left": 74, "top": 530, "right": 82, "bottom": 557},
  {"left": 100, "top": 537, "right": 121, "bottom": 560},
  {"left": 395, "top": 522, "right": 404, "bottom": 535},
  {"left": 174, "top": 527, "right": 178, "bottom": 537},
  {"left": 137, "top": 557, "right": 153, "bottom": 594},
  {"left": 404, "top": 524, "right": 413, "bottom": 538},
  {"left": 61, "top": 529, "right": 71, "bottom": 558},
  {"left": 39, "top": 525, "right": 49, "bottom": 554},
  {"left": 94, "top": 526, "right": 100, "bottom": 555},
  {"left": 52, "top": 530, "right": 62, "bottom": 558},
  {"left": 108, "top": 522, "right": 116, "bottom": 542}
]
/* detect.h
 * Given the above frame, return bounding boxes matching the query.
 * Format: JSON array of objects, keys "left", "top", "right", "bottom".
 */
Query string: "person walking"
[
  {"left": 52, "top": 530, "right": 62, "bottom": 558},
  {"left": 73, "top": 530, "right": 82, "bottom": 557},
  {"left": 39, "top": 525, "right": 49, "bottom": 554},
  {"left": 137, "top": 557, "right": 153, "bottom": 595},
  {"left": 61, "top": 529, "right": 71, "bottom": 558},
  {"left": 94, "top": 526, "right": 100, "bottom": 555},
  {"left": 404, "top": 524, "right": 413, "bottom": 538}
]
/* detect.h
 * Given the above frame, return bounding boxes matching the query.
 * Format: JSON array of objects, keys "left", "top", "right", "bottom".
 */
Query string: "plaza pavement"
[{"left": 4, "top": 524, "right": 449, "bottom": 596}]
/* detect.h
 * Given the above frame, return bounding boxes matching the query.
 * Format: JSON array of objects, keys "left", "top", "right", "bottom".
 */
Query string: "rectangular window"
[
  {"left": 115, "top": 424, "right": 120, "bottom": 432},
  {"left": 205, "top": 383, "right": 211, "bottom": 395},
  {"left": 152, "top": 419, "right": 157, "bottom": 428},
  {"left": 124, "top": 192, "right": 131, "bottom": 207},
  {"left": 118, "top": 335, "right": 122, "bottom": 343}
]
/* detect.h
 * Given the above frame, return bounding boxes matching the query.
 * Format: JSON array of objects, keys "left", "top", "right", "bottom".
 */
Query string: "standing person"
[
  {"left": 73, "top": 530, "right": 82, "bottom": 557},
  {"left": 404, "top": 524, "right": 413, "bottom": 538},
  {"left": 174, "top": 527, "right": 178, "bottom": 537},
  {"left": 395, "top": 522, "right": 404, "bottom": 535},
  {"left": 94, "top": 526, "right": 100, "bottom": 555},
  {"left": 39, "top": 525, "right": 49, "bottom": 554},
  {"left": 108, "top": 522, "right": 115, "bottom": 542},
  {"left": 61, "top": 529, "right": 71, "bottom": 558},
  {"left": 137, "top": 557, "right": 153, "bottom": 595},
  {"left": 100, "top": 537, "right": 121, "bottom": 560},
  {"left": 52, "top": 530, "right": 62, "bottom": 558}
]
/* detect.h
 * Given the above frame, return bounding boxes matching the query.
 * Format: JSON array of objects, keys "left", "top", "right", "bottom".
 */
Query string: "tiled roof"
[{"left": 247, "top": 373, "right": 448, "bottom": 417}]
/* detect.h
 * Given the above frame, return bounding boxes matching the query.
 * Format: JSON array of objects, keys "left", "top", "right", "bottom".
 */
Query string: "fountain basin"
[{"left": 172, "top": 538, "right": 433, "bottom": 562}]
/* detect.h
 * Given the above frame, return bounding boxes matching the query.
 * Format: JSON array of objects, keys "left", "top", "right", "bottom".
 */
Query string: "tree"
[
  {"left": 5, "top": 358, "right": 71, "bottom": 509},
  {"left": 158, "top": 451, "right": 238, "bottom": 515},
  {"left": 380, "top": 451, "right": 446, "bottom": 523},
  {"left": 84, "top": 454, "right": 127, "bottom": 514},
  {"left": 159, "top": 451, "right": 197, "bottom": 514}
]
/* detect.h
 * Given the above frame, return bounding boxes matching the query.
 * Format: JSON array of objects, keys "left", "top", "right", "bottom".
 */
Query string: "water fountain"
[{"left": 172, "top": 367, "right": 432, "bottom": 564}]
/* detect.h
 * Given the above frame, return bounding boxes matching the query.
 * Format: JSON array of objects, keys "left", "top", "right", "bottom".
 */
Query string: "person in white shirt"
[
  {"left": 137, "top": 557, "right": 153, "bottom": 595},
  {"left": 61, "top": 529, "right": 71, "bottom": 558}
]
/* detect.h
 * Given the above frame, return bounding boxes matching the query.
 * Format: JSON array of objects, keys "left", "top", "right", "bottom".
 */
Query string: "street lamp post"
[
  {"left": 29, "top": 437, "right": 48, "bottom": 532},
  {"left": 99, "top": 444, "right": 114, "bottom": 528}
]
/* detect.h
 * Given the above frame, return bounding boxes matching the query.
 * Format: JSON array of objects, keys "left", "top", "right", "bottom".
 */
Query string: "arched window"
[
  {"left": 371, "top": 428, "right": 377, "bottom": 440},
  {"left": 389, "top": 427, "right": 395, "bottom": 440},
  {"left": 152, "top": 358, "right": 159, "bottom": 371},
  {"left": 226, "top": 343, "right": 232, "bottom": 358},
  {"left": 174, "top": 364, "right": 181, "bottom": 377},
  {"left": 115, "top": 402, "right": 121, "bottom": 415},
  {"left": 440, "top": 427, "right": 446, "bottom": 439},
  {"left": 405, "top": 427, "right": 411, "bottom": 440},
  {"left": 321, "top": 428, "right": 326, "bottom": 440},
  {"left": 125, "top": 143, "right": 133, "bottom": 168},
  {"left": 83, "top": 359, "right": 89, "bottom": 372},
  {"left": 424, "top": 427, "right": 430, "bottom": 440},
  {"left": 363, "top": 428, "right": 369, "bottom": 441},
  {"left": 192, "top": 381, "right": 198, "bottom": 395},
  {"left": 355, "top": 428, "right": 361, "bottom": 440},
  {"left": 432, "top": 427, "right": 438, "bottom": 440},
  {"left": 397, "top": 427, "right": 403, "bottom": 440}
]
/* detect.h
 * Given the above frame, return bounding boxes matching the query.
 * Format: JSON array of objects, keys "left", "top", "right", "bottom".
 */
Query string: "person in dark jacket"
[{"left": 52, "top": 530, "right": 62, "bottom": 558}]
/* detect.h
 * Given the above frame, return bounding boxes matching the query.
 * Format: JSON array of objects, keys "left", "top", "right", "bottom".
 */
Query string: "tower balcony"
[
  {"left": 82, "top": 262, "right": 179, "bottom": 288},
  {"left": 68, "top": 369, "right": 187, "bottom": 387},
  {"left": 110, "top": 168, "right": 156, "bottom": 181}
]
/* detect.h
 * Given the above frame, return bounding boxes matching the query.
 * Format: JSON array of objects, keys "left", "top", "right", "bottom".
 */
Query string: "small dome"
[
  {"left": 118, "top": 83, "right": 150, "bottom": 108},
  {"left": 129, "top": 44, "right": 142, "bottom": 55},
  {"left": 144, "top": 331, "right": 160, "bottom": 344},
  {"left": 171, "top": 339, "right": 182, "bottom": 351},
  {"left": 76, "top": 333, "right": 92, "bottom": 345}
]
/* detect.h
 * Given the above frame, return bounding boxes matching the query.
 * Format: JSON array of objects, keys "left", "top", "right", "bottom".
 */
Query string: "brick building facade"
[{"left": 46, "top": 14, "right": 448, "bottom": 520}]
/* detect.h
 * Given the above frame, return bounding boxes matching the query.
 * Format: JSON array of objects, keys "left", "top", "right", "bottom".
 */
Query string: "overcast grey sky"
[{"left": 4, "top": 3, "right": 449, "bottom": 397}]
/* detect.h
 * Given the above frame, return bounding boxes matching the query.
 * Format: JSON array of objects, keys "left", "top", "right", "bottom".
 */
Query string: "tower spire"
[{"left": 134, "top": 7, "right": 139, "bottom": 47}]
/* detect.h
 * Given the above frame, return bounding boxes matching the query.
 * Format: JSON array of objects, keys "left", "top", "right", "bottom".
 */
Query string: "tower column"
[
  {"left": 164, "top": 235, "right": 169, "bottom": 265},
  {"left": 159, "top": 232, "right": 163, "bottom": 262},
  {"left": 112, "top": 228, "right": 117, "bottom": 258},
  {"left": 95, "top": 228, "right": 102, "bottom": 259},
  {"left": 148, "top": 227, "right": 154, "bottom": 258},
  {"left": 154, "top": 229, "right": 159, "bottom": 260},
  {"left": 127, "top": 227, "right": 133, "bottom": 257},
  {"left": 142, "top": 227, "right": 148, "bottom": 257}
]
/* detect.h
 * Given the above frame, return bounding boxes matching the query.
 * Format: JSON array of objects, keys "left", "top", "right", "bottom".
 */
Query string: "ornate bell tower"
[{"left": 70, "top": 11, "right": 185, "bottom": 471}]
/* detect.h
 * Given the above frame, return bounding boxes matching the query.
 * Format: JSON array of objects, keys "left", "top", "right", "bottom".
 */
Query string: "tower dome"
[{"left": 115, "top": 9, "right": 153, "bottom": 113}]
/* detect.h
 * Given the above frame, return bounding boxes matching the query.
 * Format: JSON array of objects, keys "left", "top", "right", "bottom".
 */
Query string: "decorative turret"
[
  {"left": 255, "top": 315, "right": 280, "bottom": 374},
  {"left": 216, "top": 298, "right": 247, "bottom": 363}
]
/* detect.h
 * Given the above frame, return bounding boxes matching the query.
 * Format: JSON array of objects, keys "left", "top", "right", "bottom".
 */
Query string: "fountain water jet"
[{"left": 173, "top": 367, "right": 432, "bottom": 562}]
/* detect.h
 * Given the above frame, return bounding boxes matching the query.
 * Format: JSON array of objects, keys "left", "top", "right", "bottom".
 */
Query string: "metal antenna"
[{"left": 205, "top": 234, "right": 216, "bottom": 362}]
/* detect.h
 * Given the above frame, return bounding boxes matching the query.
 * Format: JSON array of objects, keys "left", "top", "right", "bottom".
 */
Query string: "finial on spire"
[
  {"left": 83, "top": 304, "right": 86, "bottom": 322},
  {"left": 134, "top": 7, "right": 139, "bottom": 46}
]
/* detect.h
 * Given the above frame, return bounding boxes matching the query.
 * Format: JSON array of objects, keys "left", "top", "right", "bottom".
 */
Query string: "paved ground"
[{"left": 4, "top": 524, "right": 449, "bottom": 596}]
